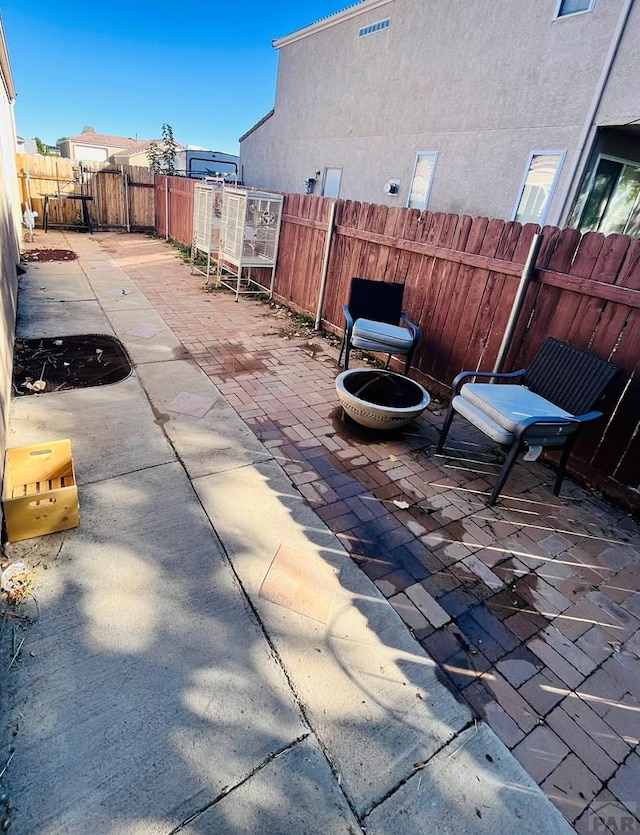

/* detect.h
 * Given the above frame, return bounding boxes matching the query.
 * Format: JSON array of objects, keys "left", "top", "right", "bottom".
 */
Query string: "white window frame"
[
  {"left": 578, "top": 152, "right": 640, "bottom": 233},
  {"left": 554, "top": 0, "right": 595, "bottom": 20},
  {"left": 512, "top": 150, "right": 566, "bottom": 226},
  {"left": 322, "top": 167, "right": 342, "bottom": 199},
  {"left": 407, "top": 151, "right": 438, "bottom": 211}
]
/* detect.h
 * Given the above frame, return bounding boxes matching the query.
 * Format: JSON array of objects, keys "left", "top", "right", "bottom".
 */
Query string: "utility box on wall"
[{"left": 216, "top": 187, "right": 284, "bottom": 300}]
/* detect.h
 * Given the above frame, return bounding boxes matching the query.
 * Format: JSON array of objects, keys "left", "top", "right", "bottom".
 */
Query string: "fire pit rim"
[{"left": 335, "top": 368, "right": 430, "bottom": 430}]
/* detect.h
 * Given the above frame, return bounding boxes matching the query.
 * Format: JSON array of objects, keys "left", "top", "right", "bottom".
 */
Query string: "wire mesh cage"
[
  {"left": 215, "top": 187, "right": 284, "bottom": 299},
  {"left": 190, "top": 181, "right": 224, "bottom": 279}
]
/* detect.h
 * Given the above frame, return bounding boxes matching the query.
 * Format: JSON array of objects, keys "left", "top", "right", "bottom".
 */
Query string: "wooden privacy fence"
[
  {"left": 276, "top": 195, "right": 640, "bottom": 508},
  {"left": 154, "top": 175, "right": 195, "bottom": 245},
  {"left": 155, "top": 183, "right": 639, "bottom": 508},
  {"left": 15, "top": 154, "right": 155, "bottom": 232}
]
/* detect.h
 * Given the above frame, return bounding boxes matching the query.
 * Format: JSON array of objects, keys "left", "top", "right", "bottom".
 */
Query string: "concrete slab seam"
[
  {"left": 179, "top": 479, "right": 368, "bottom": 826},
  {"left": 166, "top": 733, "right": 313, "bottom": 835},
  {"left": 360, "top": 717, "right": 479, "bottom": 822}
]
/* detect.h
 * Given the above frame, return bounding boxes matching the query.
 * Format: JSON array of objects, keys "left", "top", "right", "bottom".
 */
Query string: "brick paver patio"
[{"left": 51, "top": 233, "right": 640, "bottom": 831}]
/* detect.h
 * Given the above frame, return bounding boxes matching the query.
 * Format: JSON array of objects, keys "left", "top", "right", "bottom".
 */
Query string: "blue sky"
[{"left": 0, "top": 1, "right": 349, "bottom": 154}]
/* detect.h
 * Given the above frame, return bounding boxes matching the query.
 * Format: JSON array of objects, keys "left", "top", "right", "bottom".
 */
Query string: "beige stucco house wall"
[
  {"left": 58, "top": 133, "right": 150, "bottom": 164},
  {"left": 110, "top": 148, "right": 153, "bottom": 168},
  {"left": 240, "top": 0, "right": 639, "bottom": 229},
  {"left": 0, "top": 16, "right": 21, "bottom": 487}
]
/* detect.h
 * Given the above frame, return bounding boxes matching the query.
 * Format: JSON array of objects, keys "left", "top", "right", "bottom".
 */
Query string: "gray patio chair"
[
  {"left": 338, "top": 277, "right": 420, "bottom": 375},
  {"left": 436, "top": 338, "right": 619, "bottom": 505}
]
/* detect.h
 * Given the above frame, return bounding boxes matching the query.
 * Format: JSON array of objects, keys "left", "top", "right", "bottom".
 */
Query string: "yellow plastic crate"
[{"left": 3, "top": 440, "right": 79, "bottom": 542}]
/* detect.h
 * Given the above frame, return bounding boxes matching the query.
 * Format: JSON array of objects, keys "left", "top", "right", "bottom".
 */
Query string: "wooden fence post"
[
  {"left": 315, "top": 200, "right": 337, "bottom": 330},
  {"left": 164, "top": 177, "right": 170, "bottom": 241}
]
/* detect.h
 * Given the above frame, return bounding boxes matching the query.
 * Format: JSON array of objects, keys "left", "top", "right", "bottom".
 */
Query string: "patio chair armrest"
[
  {"left": 514, "top": 410, "right": 603, "bottom": 439},
  {"left": 451, "top": 368, "right": 526, "bottom": 395},
  {"left": 571, "top": 410, "right": 603, "bottom": 424},
  {"left": 400, "top": 313, "right": 420, "bottom": 341},
  {"left": 342, "top": 304, "right": 354, "bottom": 331},
  {"left": 514, "top": 415, "right": 576, "bottom": 437}
]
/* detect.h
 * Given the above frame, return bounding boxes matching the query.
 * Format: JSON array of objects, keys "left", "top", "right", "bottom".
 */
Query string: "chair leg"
[
  {"left": 404, "top": 343, "right": 417, "bottom": 375},
  {"left": 338, "top": 336, "right": 346, "bottom": 368},
  {"left": 436, "top": 404, "right": 456, "bottom": 452},
  {"left": 553, "top": 437, "right": 576, "bottom": 496},
  {"left": 344, "top": 338, "right": 351, "bottom": 370},
  {"left": 488, "top": 440, "right": 522, "bottom": 506}
]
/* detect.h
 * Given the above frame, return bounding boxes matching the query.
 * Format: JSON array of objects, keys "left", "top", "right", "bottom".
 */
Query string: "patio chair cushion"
[
  {"left": 458, "top": 383, "right": 574, "bottom": 440},
  {"left": 352, "top": 318, "right": 415, "bottom": 352},
  {"left": 451, "top": 397, "right": 515, "bottom": 445}
]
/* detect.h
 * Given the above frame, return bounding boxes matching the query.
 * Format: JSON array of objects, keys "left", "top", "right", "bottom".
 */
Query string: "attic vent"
[{"left": 358, "top": 18, "right": 390, "bottom": 37}]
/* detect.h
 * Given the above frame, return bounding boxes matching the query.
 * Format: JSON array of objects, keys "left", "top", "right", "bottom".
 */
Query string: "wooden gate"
[{"left": 15, "top": 154, "right": 155, "bottom": 231}]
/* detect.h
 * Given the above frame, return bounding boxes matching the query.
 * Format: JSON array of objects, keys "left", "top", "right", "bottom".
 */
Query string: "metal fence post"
[{"left": 492, "top": 232, "right": 543, "bottom": 375}]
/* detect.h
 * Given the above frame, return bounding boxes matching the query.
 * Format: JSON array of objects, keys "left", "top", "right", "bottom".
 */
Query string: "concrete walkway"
[{"left": 0, "top": 230, "right": 630, "bottom": 833}]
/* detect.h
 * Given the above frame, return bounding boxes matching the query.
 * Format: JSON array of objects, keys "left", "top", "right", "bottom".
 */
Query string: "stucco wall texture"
[
  {"left": 0, "top": 37, "right": 21, "bottom": 496},
  {"left": 240, "top": 0, "right": 638, "bottom": 225}
]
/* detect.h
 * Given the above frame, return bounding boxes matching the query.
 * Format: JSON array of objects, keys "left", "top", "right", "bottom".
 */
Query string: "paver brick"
[
  {"left": 438, "top": 587, "right": 482, "bottom": 618},
  {"left": 405, "top": 583, "right": 451, "bottom": 627},
  {"left": 587, "top": 591, "right": 640, "bottom": 634},
  {"left": 608, "top": 752, "right": 640, "bottom": 817},
  {"left": 560, "top": 695, "right": 631, "bottom": 765},
  {"left": 495, "top": 646, "right": 543, "bottom": 687},
  {"left": 468, "top": 605, "right": 520, "bottom": 651},
  {"left": 545, "top": 705, "right": 618, "bottom": 781},
  {"left": 576, "top": 664, "right": 630, "bottom": 718},
  {"left": 504, "top": 610, "right": 548, "bottom": 641},
  {"left": 389, "top": 592, "right": 430, "bottom": 631},
  {"left": 553, "top": 597, "right": 624, "bottom": 641},
  {"left": 541, "top": 754, "right": 602, "bottom": 823},
  {"left": 599, "top": 693, "right": 640, "bottom": 746},
  {"left": 479, "top": 670, "right": 538, "bottom": 733},
  {"left": 374, "top": 567, "right": 416, "bottom": 592},
  {"left": 578, "top": 787, "right": 638, "bottom": 835},
  {"left": 442, "top": 648, "right": 491, "bottom": 690},
  {"left": 540, "top": 625, "right": 599, "bottom": 675},
  {"left": 518, "top": 668, "right": 569, "bottom": 716},
  {"left": 575, "top": 625, "right": 617, "bottom": 667},
  {"left": 455, "top": 611, "right": 510, "bottom": 663},
  {"left": 528, "top": 638, "right": 586, "bottom": 690},
  {"left": 421, "top": 623, "right": 468, "bottom": 664},
  {"left": 512, "top": 724, "right": 570, "bottom": 782}
]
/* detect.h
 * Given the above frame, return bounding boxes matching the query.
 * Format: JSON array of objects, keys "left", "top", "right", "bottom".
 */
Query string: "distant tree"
[
  {"left": 56, "top": 136, "right": 69, "bottom": 145},
  {"left": 34, "top": 136, "right": 47, "bottom": 155},
  {"left": 161, "top": 123, "right": 177, "bottom": 176},
  {"left": 147, "top": 124, "right": 179, "bottom": 175},
  {"left": 147, "top": 140, "right": 161, "bottom": 173},
  {"left": 81, "top": 125, "right": 96, "bottom": 134}
]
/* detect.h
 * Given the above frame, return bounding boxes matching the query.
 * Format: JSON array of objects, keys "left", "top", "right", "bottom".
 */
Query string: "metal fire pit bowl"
[{"left": 335, "top": 369, "right": 430, "bottom": 430}]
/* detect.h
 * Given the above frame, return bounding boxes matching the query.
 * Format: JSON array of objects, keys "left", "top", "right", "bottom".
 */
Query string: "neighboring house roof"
[
  {"left": 68, "top": 132, "right": 149, "bottom": 148},
  {"left": 239, "top": 110, "right": 274, "bottom": 143},
  {"left": 111, "top": 142, "right": 160, "bottom": 159},
  {"left": 273, "top": 0, "right": 391, "bottom": 47}
]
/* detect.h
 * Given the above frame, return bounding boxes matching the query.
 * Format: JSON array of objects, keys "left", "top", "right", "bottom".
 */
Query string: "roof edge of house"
[
  {"left": 272, "top": 0, "right": 394, "bottom": 48},
  {"left": 0, "top": 18, "right": 16, "bottom": 101},
  {"left": 239, "top": 109, "right": 275, "bottom": 143}
]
